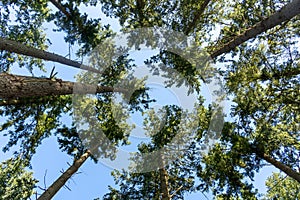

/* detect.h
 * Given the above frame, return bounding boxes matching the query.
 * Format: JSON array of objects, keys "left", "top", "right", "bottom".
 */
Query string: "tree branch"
[{"left": 170, "top": 185, "right": 183, "bottom": 198}]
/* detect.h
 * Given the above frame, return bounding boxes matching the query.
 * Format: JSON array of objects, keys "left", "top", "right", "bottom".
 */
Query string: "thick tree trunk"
[
  {"left": 0, "top": 96, "right": 58, "bottom": 106},
  {"left": 37, "top": 151, "right": 91, "bottom": 200},
  {"left": 159, "top": 154, "right": 171, "bottom": 200},
  {"left": 211, "top": 0, "right": 300, "bottom": 58},
  {"left": 259, "top": 152, "right": 300, "bottom": 183},
  {"left": 0, "top": 73, "right": 126, "bottom": 99},
  {"left": 0, "top": 37, "right": 100, "bottom": 73}
]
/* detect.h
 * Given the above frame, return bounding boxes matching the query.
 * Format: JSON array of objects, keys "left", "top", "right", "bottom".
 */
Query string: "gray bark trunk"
[
  {"left": 37, "top": 151, "right": 91, "bottom": 200},
  {"left": 211, "top": 0, "right": 300, "bottom": 58},
  {"left": 184, "top": 0, "right": 211, "bottom": 34},
  {"left": 260, "top": 152, "right": 300, "bottom": 183},
  {"left": 0, "top": 73, "right": 125, "bottom": 99},
  {"left": 0, "top": 37, "right": 100, "bottom": 73},
  {"left": 49, "top": 0, "right": 71, "bottom": 18},
  {"left": 159, "top": 154, "right": 171, "bottom": 200}
]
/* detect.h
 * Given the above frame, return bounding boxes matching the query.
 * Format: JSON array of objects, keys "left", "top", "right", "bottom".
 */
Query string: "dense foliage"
[{"left": 0, "top": 0, "right": 299, "bottom": 199}]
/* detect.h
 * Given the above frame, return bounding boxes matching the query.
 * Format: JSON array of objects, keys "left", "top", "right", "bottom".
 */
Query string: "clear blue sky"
[{"left": 0, "top": 3, "right": 276, "bottom": 200}]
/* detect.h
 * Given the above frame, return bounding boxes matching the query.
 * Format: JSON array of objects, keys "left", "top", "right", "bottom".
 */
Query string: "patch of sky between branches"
[{"left": 119, "top": 49, "right": 213, "bottom": 152}]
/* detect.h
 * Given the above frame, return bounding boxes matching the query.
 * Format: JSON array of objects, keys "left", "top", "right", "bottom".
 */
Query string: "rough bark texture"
[
  {"left": 0, "top": 37, "right": 100, "bottom": 73},
  {"left": 159, "top": 154, "right": 171, "bottom": 200},
  {"left": 37, "top": 151, "right": 91, "bottom": 200},
  {"left": 0, "top": 96, "right": 57, "bottom": 106},
  {"left": 211, "top": 0, "right": 300, "bottom": 58},
  {"left": 0, "top": 73, "right": 126, "bottom": 99},
  {"left": 260, "top": 153, "right": 300, "bottom": 183}
]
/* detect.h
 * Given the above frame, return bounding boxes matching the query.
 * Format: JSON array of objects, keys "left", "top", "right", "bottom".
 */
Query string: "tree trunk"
[
  {"left": 49, "top": 0, "right": 72, "bottom": 18},
  {"left": 37, "top": 151, "right": 91, "bottom": 200},
  {"left": 211, "top": 0, "right": 300, "bottom": 58},
  {"left": 2, "top": 1, "right": 299, "bottom": 70},
  {"left": 0, "top": 37, "right": 100, "bottom": 73},
  {"left": 159, "top": 154, "right": 171, "bottom": 200},
  {"left": 259, "top": 152, "right": 300, "bottom": 183},
  {"left": 0, "top": 73, "right": 126, "bottom": 99},
  {"left": 184, "top": 0, "right": 211, "bottom": 34}
]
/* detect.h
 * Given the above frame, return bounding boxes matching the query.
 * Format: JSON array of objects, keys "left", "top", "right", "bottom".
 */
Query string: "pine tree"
[{"left": 0, "top": 0, "right": 299, "bottom": 199}]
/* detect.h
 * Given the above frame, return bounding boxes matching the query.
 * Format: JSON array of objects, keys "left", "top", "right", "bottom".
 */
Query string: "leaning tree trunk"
[
  {"left": 0, "top": 73, "right": 125, "bottom": 99},
  {"left": 210, "top": 0, "right": 300, "bottom": 58},
  {"left": 49, "top": 0, "right": 72, "bottom": 18},
  {"left": 184, "top": 0, "right": 211, "bottom": 34},
  {"left": 259, "top": 152, "right": 300, "bottom": 183},
  {"left": 1, "top": 0, "right": 299, "bottom": 73},
  {"left": 37, "top": 151, "right": 91, "bottom": 200},
  {"left": 0, "top": 37, "right": 100, "bottom": 73}
]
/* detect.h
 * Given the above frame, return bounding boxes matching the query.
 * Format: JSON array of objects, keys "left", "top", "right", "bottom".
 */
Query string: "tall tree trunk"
[
  {"left": 259, "top": 152, "right": 300, "bottom": 183},
  {"left": 0, "top": 73, "right": 126, "bottom": 99},
  {"left": 49, "top": 0, "right": 72, "bottom": 18},
  {"left": 0, "top": 96, "right": 57, "bottom": 106},
  {"left": 159, "top": 154, "right": 171, "bottom": 200},
  {"left": 184, "top": 0, "right": 211, "bottom": 34},
  {"left": 2, "top": 0, "right": 300, "bottom": 71},
  {"left": 211, "top": 0, "right": 300, "bottom": 58},
  {"left": 0, "top": 37, "right": 100, "bottom": 73},
  {"left": 37, "top": 151, "right": 91, "bottom": 200}
]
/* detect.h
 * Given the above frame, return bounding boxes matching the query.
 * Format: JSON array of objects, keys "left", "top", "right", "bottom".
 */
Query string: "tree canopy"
[{"left": 0, "top": 0, "right": 299, "bottom": 199}]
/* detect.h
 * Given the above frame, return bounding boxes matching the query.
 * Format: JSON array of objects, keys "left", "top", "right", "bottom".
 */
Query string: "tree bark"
[
  {"left": 1, "top": 1, "right": 300, "bottom": 69},
  {"left": 0, "top": 96, "right": 57, "bottom": 106},
  {"left": 159, "top": 154, "right": 171, "bottom": 200},
  {"left": 37, "top": 151, "right": 91, "bottom": 200},
  {"left": 0, "top": 37, "right": 101, "bottom": 73},
  {"left": 0, "top": 73, "right": 126, "bottom": 99},
  {"left": 184, "top": 0, "right": 211, "bottom": 34},
  {"left": 210, "top": 0, "right": 300, "bottom": 58},
  {"left": 259, "top": 152, "right": 300, "bottom": 183}
]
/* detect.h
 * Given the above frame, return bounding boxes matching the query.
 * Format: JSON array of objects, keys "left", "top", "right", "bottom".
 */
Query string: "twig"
[
  {"left": 170, "top": 185, "right": 183, "bottom": 198},
  {"left": 43, "top": 170, "right": 48, "bottom": 190}
]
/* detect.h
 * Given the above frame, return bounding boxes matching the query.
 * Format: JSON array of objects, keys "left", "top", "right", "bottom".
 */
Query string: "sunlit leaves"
[
  {"left": 0, "top": 156, "right": 37, "bottom": 200},
  {"left": 0, "top": 0, "right": 50, "bottom": 72},
  {"left": 0, "top": 95, "right": 72, "bottom": 160},
  {"left": 264, "top": 172, "right": 300, "bottom": 200}
]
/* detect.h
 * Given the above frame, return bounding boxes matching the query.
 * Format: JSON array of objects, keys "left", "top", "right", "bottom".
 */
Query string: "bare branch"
[{"left": 170, "top": 185, "right": 183, "bottom": 198}]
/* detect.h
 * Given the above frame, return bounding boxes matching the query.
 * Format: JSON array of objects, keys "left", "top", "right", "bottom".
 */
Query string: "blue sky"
[{"left": 0, "top": 3, "right": 278, "bottom": 200}]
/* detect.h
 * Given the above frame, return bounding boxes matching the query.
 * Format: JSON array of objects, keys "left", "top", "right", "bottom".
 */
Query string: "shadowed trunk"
[
  {"left": 159, "top": 154, "right": 171, "bottom": 200},
  {"left": 184, "top": 0, "right": 211, "bottom": 34},
  {"left": 259, "top": 152, "right": 300, "bottom": 183}
]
